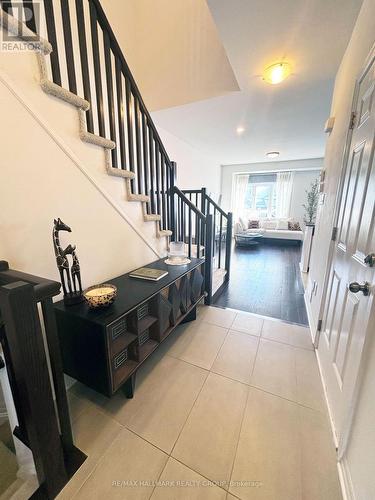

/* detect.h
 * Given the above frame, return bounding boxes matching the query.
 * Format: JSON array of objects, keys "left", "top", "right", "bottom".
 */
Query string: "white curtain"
[
  {"left": 275, "top": 171, "right": 294, "bottom": 218},
  {"left": 232, "top": 174, "right": 250, "bottom": 220}
]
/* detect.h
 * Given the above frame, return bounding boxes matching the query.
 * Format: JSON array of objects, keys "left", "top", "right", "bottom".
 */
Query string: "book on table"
[{"left": 129, "top": 267, "right": 168, "bottom": 281}]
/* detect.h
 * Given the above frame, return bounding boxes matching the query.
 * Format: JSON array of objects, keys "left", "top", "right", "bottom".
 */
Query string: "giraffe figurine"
[
  {"left": 65, "top": 244, "right": 82, "bottom": 294},
  {"left": 53, "top": 218, "right": 83, "bottom": 305}
]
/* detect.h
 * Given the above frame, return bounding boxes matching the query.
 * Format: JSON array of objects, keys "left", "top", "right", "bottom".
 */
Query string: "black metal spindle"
[
  {"left": 60, "top": 0, "right": 77, "bottom": 94},
  {"left": 89, "top": 1, "right": 105, "bottom": 136},
  {"left": 188, "top": 208, "right": 192, "bottom": 259},
  {"left": 213, "top": 206, "right": 216, "bottom": 260},
  {"left": 134, "top": 98, "right": 143, "bottom": 194},
  {"left": 44, "top": 0, "right": 61, "bottom": 86},
  {"left": 196, "top": 218, "right": 200, "bottom": 258},
  {"left": 155, "top": 143, "right": 161, "bottom": 216},
  {"left": 0, "top": 0, "right": 13, "bottom": 15},
  {"left": 142, "top": 114, "right": 150, "bottom": 213},
  {"left": 204, "top": 214, "right": 214, "bottom": 305},
  {"left": 165, "top": 162, "right": 170, "bottom": 230},
  {"left": 75, "top": 0, "right": 93, "bottom": 132},
  {"left": 22, "top": 0, "right": 36, "bottom": 33},
  {"left": 225, "top": 212, "right": 233, "bottom": 281},
  {"left": 125, "top": 78, "right": 135, "bottom": 190},
  {"left": 149, "top": 129, "right": 156, "bottom": 212},
  {"left": 218, "top": 213, "right": 223, "bottom": 268},
  {"left": 103, "top": 30, "right": 117, "bottom": 167},
  {"left": 161, "top": 157, "right": 166, "bottom": 230},
  {"left": 115, "top": 57, "right": 126, "bottom": 168}
]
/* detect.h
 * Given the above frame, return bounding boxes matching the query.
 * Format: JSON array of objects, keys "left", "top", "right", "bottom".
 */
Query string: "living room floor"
[
  {"left": 215, "top": 241, "right": 308, "bottom": 325},
  {"left": 55, "top": 306, "right": 341, "bottom": 500}
]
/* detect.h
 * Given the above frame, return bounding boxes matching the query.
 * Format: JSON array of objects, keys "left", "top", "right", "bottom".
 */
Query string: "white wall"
[
  {"left": 306, "top": 0, "right": 375, "bottom": 497},
  {"left": 221, "top": 158, "right": 322, "bottom": 223},
  {"left": 154, "top": 124, "right": 221, "bottom": 200},
  {"left": 0, "top": 75, "right": 157, "bottom": 291}
]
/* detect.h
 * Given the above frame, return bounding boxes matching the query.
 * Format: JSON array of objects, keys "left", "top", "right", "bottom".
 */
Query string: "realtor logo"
[{"left": 1, "top": 1, "right": 41, "bottom": 51}]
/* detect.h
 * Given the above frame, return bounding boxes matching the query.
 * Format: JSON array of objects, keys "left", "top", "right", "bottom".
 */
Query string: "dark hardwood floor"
[{"left": 215, "top": 241, "right": 308, "bottom": 325}]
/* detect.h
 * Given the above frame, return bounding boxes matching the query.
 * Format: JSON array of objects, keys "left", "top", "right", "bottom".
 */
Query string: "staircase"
[{"left": 0, "top": 0, "right": 232, "bottom": 304}]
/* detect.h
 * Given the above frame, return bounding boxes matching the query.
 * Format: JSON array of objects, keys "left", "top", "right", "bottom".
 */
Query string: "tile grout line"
[
  {"left": 169, "top": 369, "right": 211, "bottom": 457},
  {"left": 225, "top": 330, "right": 262, "bottom": 496}
]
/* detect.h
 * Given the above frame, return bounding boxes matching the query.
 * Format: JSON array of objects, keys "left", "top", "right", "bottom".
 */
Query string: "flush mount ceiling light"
[
  {"left": 266, "top": 151, "right": 280, "bottom": 158},
  {"left": 236, "top": 126, "right": 245, "bottom": 134},
  {"left": 263, "top": 62, "right": 291, "bottom": 85}
]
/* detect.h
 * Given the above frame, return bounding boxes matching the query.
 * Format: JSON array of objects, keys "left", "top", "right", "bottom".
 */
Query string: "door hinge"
[
  {"left": 349, "top": 112, "right": 356, "bottom": 130},
  {"left": 331, "top": 226, "right": 338, "bottom": 241},
  {"left": 317, "top": 319, "right": 323, "bottom": 332}
]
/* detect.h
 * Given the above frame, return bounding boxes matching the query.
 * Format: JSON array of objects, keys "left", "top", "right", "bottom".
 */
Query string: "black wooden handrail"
[
  {"left": 172, "top": 187, "right": 206, "bottom": 221},
  {"left": 182, "top": 188, "right": 228, "bottom": 218},
  {"left": 0, "top": 260, "right": 60, "bottom": 301},
  {"left": 0, "top": 262, "right": 86, "bottom": 498}
]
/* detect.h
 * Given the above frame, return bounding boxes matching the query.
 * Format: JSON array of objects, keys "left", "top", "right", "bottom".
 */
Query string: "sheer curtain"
[
  {"left": 232, "top": 174, "right": 250, "bottom": 220},
  {"left": 275, "top": 171, "right": 294, "bottom": 218}
]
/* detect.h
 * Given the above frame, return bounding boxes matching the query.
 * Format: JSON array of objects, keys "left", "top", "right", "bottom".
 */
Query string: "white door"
[{"left": 318, "top": 48, "right": 375, "bottom": 454}]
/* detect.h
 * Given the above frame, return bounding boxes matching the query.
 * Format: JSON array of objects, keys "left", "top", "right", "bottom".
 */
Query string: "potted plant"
[{"left": 303, "top": 178, "right": 319, "bottom": 226}]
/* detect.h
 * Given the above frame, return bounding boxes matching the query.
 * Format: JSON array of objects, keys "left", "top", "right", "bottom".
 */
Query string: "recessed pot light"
[
  {"left": 266, "top": 151, "right": 280, "bottom": 158},
  {"left": 236, "top": 126, "right": 245, "bottom": 134}
]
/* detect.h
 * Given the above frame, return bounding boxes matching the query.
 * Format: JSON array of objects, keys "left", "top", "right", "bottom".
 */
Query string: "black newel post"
[
  {"left": 204, "top": 214, "right": 214, "bottom": 305},
  {"left": 225, "top": 212, "right": 233, "bottom": 282}
]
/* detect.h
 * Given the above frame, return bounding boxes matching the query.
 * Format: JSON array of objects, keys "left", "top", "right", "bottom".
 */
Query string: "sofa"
[{"left": 234, "top": 218, "right": 304, "bottom": 244}]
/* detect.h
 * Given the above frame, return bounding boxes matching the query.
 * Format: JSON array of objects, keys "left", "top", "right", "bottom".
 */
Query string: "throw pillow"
[
  {"left": 262, "top": 220, "right": 277, "bottom": 230},
  {"left": 288, "top": 221, "right": 302, "bottom": 231},
  {"left": 276, "top": 219, "right": 289, "bottom": 230},
  {"left": 239, "top": 217, "right": 247, "bottom": 231},
  {"left": 248, "top": 219, "right": 259, "bottom": 229}
]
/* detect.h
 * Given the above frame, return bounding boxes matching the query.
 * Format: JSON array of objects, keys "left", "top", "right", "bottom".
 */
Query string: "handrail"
[
  {"left": 0, "top": 262, "right": 86, "bottom": 498},
  {"left": 172, "top": 187, "right": 206, "bottom": 221},
  {"left": 182, "top": 189, "right": 228, "bottom": 218},
  {"left": 0, "top": 260, "right": 60, "bottom": 301},
  {"left": 206, "top": 196, "right": 228, "bottom": 218}
]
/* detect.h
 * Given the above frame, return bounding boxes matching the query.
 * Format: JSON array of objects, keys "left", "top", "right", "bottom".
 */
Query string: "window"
[{"left": 243, "top": 175, "right": 276, "bottom": 218}]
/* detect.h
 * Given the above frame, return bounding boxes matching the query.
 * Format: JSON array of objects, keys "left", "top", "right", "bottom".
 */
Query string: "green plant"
[{"left": 303, "top": 178, "right": 319, "bottom": 225}]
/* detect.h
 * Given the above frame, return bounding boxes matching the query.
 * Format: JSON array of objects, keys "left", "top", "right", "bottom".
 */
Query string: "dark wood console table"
[{"left": 54, "top": 258, "right": 205, "bottom": 398}]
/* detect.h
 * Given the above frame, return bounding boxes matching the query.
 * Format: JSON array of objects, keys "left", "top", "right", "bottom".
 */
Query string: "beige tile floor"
[{"left": 58, "top": 306, "right": 342, "bottom": 500}]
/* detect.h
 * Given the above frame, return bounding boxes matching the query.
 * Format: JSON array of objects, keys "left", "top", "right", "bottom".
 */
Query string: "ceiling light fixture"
[
  {"left": 236, "top": 126, "right": 245, "bottom": 134},
  {"left": 263, "top": 62, "right": 291, "bottom": 85},
  {"left": 266, "top": 151, "right": 280, "bottom": 158}
]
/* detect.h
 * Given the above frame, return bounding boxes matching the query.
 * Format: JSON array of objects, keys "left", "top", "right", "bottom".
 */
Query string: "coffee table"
[{"left": 234, "top": 232, "right": 264, "bottom": 247}]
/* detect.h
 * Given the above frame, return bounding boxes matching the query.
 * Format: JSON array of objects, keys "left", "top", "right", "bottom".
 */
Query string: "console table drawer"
[{"left": 108, "top": 317, "right": 128, "bottom": 340}]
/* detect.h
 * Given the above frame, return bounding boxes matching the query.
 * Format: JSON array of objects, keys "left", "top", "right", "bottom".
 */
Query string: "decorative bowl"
[{"left": 83, "top": 283, "right": 117, "bottom": 309}]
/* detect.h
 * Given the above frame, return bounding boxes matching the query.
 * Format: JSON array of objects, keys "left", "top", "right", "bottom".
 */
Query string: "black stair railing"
[
  {"left": 170, "top": 187, "right": 215, "bottom": 304},
  {"left": 183, "top": 189, "right": 233, "bottom": 286},
  {"left": 10, "top": 0, "right": 175, "bottom": 228},
  {"left": 0, "top": 261, "right": 86, "bottom": 499}
]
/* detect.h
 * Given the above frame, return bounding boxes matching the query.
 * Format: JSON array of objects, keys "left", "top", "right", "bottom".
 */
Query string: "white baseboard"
[
  {"left": 315, "top": 348, "right": 356, "bottom": 500},
  {"left": 338, "top": 457, "right": 356, "bottom": 500},
  {"left": 303, "top": 289, "right": 317, "bottom": 344}
]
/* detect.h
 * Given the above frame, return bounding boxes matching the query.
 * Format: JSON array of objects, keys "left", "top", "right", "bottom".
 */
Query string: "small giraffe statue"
[
  {"left": 53, "top": 218, "right": 83, "bottom": 305},
  {"left": 64, "top": 244, "right": 82, "bottom": 294}
]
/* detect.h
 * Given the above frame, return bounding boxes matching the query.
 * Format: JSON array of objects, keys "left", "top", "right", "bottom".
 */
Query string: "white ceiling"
[
  {"left": 152, "top": 0, "right": 363, "bottom": 165},
  {"left": 102, "top": 0, "right": 239, "bottom": 111}
]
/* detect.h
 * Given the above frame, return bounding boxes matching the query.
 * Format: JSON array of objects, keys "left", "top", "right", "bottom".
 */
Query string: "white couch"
[{"left": 234, "top": 218, "right": 303, "bottom": 243}]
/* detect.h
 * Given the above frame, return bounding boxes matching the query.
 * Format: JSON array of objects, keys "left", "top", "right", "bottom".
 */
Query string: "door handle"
[
  {"left": 349, "top": 282, "right": 370, "bottom": 296},
  {"left": 364, "top": 253, "right": 375, "bottom": 267}
]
